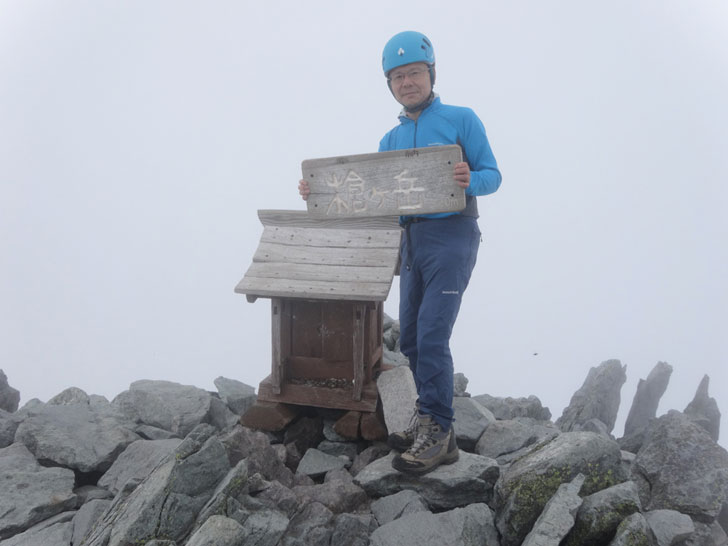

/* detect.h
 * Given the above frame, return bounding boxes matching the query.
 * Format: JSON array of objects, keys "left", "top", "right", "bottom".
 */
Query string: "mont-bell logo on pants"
[{"left": 441, "top": 290, "right": 459, "bottom": 295}]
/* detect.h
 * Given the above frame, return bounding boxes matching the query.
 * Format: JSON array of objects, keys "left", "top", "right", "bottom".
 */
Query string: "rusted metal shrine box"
[{"left": 235, "top": 210, "right": 402, "bottom": 413}]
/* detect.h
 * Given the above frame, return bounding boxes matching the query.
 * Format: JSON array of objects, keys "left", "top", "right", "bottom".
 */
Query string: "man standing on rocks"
[{"left": 300, "top": 31, "right": 501, "bottom": 474}]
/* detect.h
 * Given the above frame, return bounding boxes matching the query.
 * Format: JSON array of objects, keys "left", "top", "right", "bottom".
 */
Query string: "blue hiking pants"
[{"left": 399, "top": 214, "right": 481, "bottom": 430}]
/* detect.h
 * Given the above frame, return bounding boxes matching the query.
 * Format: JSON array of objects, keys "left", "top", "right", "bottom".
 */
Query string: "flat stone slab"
[
  {"left": 369, "top": 503, "right": 499, "bottom": 546},
  {"left": 296, "top": 448, "right": 348, "bottom": 478},
  {"left": 355, "top": 451, "right": 499, "bottom": 510},
  {"left": 377, "top": 367, "right": 418, "bottom": 435}
]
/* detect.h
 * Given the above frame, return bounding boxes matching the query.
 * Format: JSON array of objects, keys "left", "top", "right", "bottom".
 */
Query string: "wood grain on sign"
[
  {"left": 302, "top": 145, "right": 465, "bottom": 218},
  {"left": 234, "top": 210, "right": 402, "bottom": 302}
]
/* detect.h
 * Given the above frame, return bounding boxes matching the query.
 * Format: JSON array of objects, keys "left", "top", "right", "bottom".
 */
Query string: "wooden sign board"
[{"left": 302, "top": 145, "right": 465, "bottom": 218}]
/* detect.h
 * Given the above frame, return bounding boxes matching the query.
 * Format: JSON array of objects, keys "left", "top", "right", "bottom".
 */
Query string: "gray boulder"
[
  {"left": 677, "top": 520, "right": 728, "bottom": 546},
  {"left": 0, "top": 512, "right": 74, "bottom": 546},
  {"left": 221, "top": 425, "right": 294, "bottom": 488},
  {"left": 293, "top": 479, "right": 368, "bottom": 514},
  {"left": 453, "top": 372, "right": 469, "bottom": 397},
  {"left": 0, "top": 409, "right": 19, "bottom": 448},
  {"left": 719, "top": 503, "right": 728, "bottom": 540},
  {"left": 0, "top": 443, "right": 78, "bottom": 540},
  {"left": 355, "top": 451, "right": 500, "bottom": 510},
  {"left": 0, "top": 370, "right": 19, "bottom": 413},
  {"left": 564, "top": 480, "right": 642, "bottom": 546},
  {"left": 317, "top": 438, "right": 359, "bottom": 461},
  {"left": 473, "top": 393, "right": 552, "bottom": 421},
  {"left": 71, "top": 499, "right": 112, "bottom": 546},
  {"left": 609, "top": 513, "right": 657, "bottom": 546},
  {"left": 186, "top": 515, "right": 247, "bottom": 546},
  {"left": 383, "top": 348, "right": 410, "bottom": 367},
  {"left": 48, "top": 386, "right": 91, "bottom": 405},
  {"left": 296, "top": 448, "right": 348, "bottom": 478},
  {"left": 238, "top": 508, "right": 289, "bottom": 546},
  {"left": 135, "top": 423, "right": 180, "bottom": 440},
  {"left": 494, "top": 431, "right": 624, "bottom": 546},
  {"left": 279, "top": 501, "right": 335, "bottom": 546},
  {"left": 580, "top": 418, "right": 612, "bottom": 437},
  {"left": 370, "top": 503, "right": 500, "bottom": 546},
  {"left": 13, "top": 399, "right": 139, "bottom": 473},
  {"left": 323, "top": 418, "right": 350, "bottom": 442},
  {"left": 371, "top": 490, "right": 429, "bottom": 525},
  {"left": 331, "top": 513, "right": 378, "bottom": 546},
  {"left": 112, "top": 379, "right": 216, "bottom": 437},
  {"left": 556, "top": 359, "right": 627, "bottom": 433},
  {"left": 623, "top": 361, "right": 673, "bottom": 437},
  {"left": 452, "top": 396, "right": 495, "bottom": 451},
  {"left": 644, "top": 510, "right": 695, "bottom": 546},
  {"left": 74, "top": 485, "right": 114, "bottom": 504},
  {"left": 475, "top": 417, "right": 560, "bottom": 465},
  {"left": 254, "top": 479, "right": 302, "bottom": 518},
  {"left": 190, "top": 458, "right": 250, "bottom": 533},
  {"left": 684, "top": 375, "right": 721, "bottom": 442},
  {"left": 207, "top": 395, "right": 240, "bottom": 431},
  {"left": 377, "top": 366, "right": 418, "bottom": 435},
  {"left": 213, "top": 376, "right": 257, "bottom": 416},
  {"left": 350, "top": 443, "right": 391, "bottom": 476},
  {"left": 82, "top": 433, "right": 231, "bottom": 546},
  {"left": 631, "top": 411, "right": 728, "bottom": 522},
  {"left": 98, "top": 438, "right": 181, "bottom": 494},
  {"left": 522, "top": 474, "right": 585, "bottom": 546}
]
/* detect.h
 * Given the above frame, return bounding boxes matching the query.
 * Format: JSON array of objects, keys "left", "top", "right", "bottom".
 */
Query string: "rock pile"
[{"left": 0, "top": 328, "right": 726, "bottom": 545}]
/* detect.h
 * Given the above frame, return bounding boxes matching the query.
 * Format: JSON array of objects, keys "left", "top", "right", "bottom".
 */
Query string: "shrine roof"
[{"left": 235, "top": 210, "right": 402, "bottom": 302}]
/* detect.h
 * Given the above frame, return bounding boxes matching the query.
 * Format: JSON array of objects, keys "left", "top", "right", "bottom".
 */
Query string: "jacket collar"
[{"left": 398, "top": 94, "right": 441, "bottom": 122}]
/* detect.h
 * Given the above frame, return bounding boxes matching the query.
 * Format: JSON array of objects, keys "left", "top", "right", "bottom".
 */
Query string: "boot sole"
[{"left": 392, "top": 449, "right": 460, "bottom": 475}]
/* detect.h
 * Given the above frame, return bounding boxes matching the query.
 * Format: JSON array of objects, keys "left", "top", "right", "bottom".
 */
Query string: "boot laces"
[
  {"left": 407, "top": 420, "right": 441, "bottom": 456},
  {"left": 404, "top": 407, "right": 419, "bottom": 434}
]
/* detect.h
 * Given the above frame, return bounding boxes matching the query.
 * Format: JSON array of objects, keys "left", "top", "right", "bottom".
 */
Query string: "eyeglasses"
[{"left": 388, "top": 67, "right": 428, "bottom": 85}]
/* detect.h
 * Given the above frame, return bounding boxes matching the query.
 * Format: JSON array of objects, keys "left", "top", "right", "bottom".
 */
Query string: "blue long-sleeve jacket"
[{"left": 378, "top": 96, "right": 501, "bottom": 219}]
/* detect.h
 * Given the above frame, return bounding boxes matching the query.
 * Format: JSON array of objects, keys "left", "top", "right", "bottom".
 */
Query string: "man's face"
[{"left": 388, "top": 62, "right": 432, "bottom": 108}]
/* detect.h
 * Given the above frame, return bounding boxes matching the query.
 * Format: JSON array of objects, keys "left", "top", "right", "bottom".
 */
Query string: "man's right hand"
[{"left": 298, "top": 179, "right": 310, "bottom": 201}]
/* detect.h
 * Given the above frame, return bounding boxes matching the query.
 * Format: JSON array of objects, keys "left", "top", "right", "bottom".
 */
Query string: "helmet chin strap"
[{"left": 404, "top": 91, "right": 435, "bottom": 114}]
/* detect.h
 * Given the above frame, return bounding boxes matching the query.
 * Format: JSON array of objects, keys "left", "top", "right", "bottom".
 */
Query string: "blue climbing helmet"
[{"left": 382, "top": 31, "right": 436, "bottom": 83}]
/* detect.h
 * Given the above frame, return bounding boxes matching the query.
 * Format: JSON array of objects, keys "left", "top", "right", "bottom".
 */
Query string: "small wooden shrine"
[{"left": 235, "top": 210, "right": 402, "bottom": 418}]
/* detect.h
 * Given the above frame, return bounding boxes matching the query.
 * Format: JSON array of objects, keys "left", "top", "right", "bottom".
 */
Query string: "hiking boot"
[
  {"left": 391, "top": 414, "right": 459, "bottom": 475},
  {"left": 387, "top": 405, "right": 420, "bottom": 452}
]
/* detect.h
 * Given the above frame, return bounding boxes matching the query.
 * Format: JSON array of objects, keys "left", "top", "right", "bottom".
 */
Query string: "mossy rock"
[{"left": 494, "top": 432, "right": 624, "bottom": 546}]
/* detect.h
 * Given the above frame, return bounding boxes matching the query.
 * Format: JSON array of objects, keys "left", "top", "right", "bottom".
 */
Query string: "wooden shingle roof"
[{"left": 235, "top": 210, "right": 402, "bottom": 302}]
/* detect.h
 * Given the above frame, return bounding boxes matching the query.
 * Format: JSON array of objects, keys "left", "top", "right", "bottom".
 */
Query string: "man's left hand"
[{"left": 454, "top": 162, "right": 470, "bottom": 189}]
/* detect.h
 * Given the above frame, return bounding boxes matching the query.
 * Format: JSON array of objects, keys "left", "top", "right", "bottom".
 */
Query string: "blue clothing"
[
  {"left": 378, "top": 97, "right": 501, "bottom": 220},
  {"left": 379, "top": 97, "right": 501, "bottom": 430}
]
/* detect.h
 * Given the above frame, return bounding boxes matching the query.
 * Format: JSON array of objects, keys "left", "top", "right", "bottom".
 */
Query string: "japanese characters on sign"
[{"left": 303, "top": 145, "right": 465, "bottom": 218}]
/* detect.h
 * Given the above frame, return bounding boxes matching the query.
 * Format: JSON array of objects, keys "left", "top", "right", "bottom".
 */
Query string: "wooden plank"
[
  {"left": 260, "top": 225, "right": 401, "bottom": 248},
  {"left": 302, "top": 145, "right": 465, "bottom": 218},
  {"left": 290, "top": 300, "right": 322, "bottom": 359},
  {"left": 244, "top": 262, "right": 394, "bottom": 284},
  {"left": 258, "top": 210, "right": 401, "bottom": 230},
  {"left": 270, "top": 299, "right": 285, "bottom": 394},
  {"left": 257, "top": 379, "right": 378, "bottom": 412},
  {"left": 352, "top": 304, "right": 365, "bottom": 401},
  {"left": 252, "top": 242, "right": 399, "bottom": 268},
  {"left": 235, "top": 277, "right": 392, "bottom": 301},
  {"left": 288, "top": 356, "right": 354, "bottom": 381},
  {"left": 322, "top": 302, "right": 353, "bottom": 362}
]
